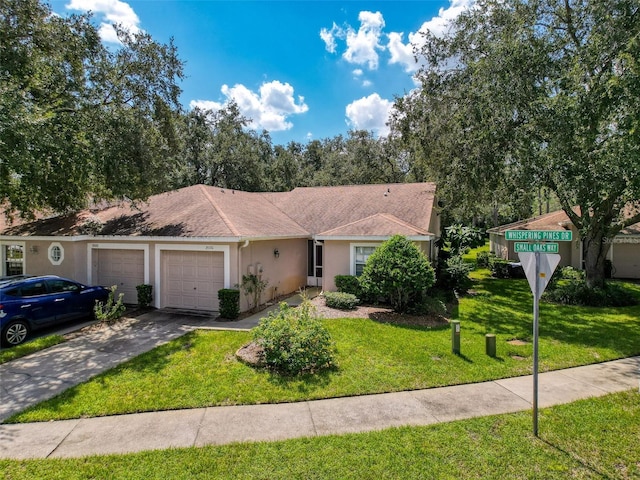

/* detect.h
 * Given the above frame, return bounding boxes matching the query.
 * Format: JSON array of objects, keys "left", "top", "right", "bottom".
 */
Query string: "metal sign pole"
[{"left": 533, "top": 251, "right": 540, "bottom": 437}]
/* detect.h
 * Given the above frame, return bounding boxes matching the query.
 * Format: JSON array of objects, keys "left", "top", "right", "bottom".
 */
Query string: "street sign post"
[
  {"left": 514, "top": 242, "right": 559, "bottom": 253},
  {"left": 517, "top": 251, "right": 562, "bottom": 437}
]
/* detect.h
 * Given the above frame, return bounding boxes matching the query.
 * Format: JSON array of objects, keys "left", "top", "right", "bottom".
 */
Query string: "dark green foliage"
[
  {"left": 324, "top": 291, "right": 360, "bottom": 310},
  {"left": 359, "top": 235, "right": 435, "bottom": 313},
  {"left": 135, "top": 284, "right": 153, "bottom": 308},
  {"left": 489, "top": 257, "right": 524, "bottom": 279},
  {"left": 218, "top": 289, "right": 240, "bottom": 319},
  {"left": 334, "top": 275, "right": 360, "bottom": 296},
  {"left": 544, "top": 281, "right": 638, "bottom": 307},
  {"left": 252, "top": 301, "right": 335, "bottom": 375},
  {"left": 408, "top": 294, "right": 448, "bottom": 317},
  {"left": 436, "top": 254, "right": 473, "bottom": 294},
  {"left": 444, "top": 225, "right": 485, "bottom": 256},
  {"left": 476, "top": 251, "right": 494, "bottom": 268}
]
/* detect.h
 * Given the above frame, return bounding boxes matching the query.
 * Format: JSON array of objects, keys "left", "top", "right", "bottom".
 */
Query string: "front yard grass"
[
  {"left": 7, "top": 270, "right": 640, "bottom": 423},
  {"left": 2, "top": 390, "right": 639, "bottom": 479},
  {"left": 0, "top": 335, "right": 66, "bottom": 364}
]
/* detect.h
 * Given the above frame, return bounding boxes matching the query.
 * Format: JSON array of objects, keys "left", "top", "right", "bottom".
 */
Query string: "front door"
[{"left": 307, "top": 240, "right": 323, "bottom": 287}]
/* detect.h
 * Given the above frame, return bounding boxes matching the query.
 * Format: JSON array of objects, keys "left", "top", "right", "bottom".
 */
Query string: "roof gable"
[{"left": 317, "top": 213, "right": 432, "bottom": 238}]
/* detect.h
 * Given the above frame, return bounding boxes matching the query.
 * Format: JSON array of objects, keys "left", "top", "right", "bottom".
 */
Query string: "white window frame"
[
  {"left": 350, "top": 243, "right": 380, "bottom": 276},
  {"left": 1, "top": 241, "right": 26, "bottom": 276},
  {"left": 48, "top": 242, "right": 64, "bottom": 266}
]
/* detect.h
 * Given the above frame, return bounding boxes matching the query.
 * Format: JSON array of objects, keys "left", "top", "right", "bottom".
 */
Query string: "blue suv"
[{"left": 0, "top": 275, "right": 109, "bottom": 346}]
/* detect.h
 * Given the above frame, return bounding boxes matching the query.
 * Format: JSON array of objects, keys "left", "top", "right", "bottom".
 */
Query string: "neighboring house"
[
  {"left": 0, "top": 183, "right": 440, "bottom": 312},
  {"left": 488, "top": 209, "right": 640, "bottom": 279}
]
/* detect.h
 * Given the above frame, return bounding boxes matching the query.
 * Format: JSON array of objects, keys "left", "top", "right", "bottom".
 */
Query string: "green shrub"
[
  {"left": 476, "top": 251, "right": 494, "bottom": 268},
  {"left": 359, "top": 235, "right": 436, "bottom": 313},
  {"left": 218, "top": 289, "right": 240, "bottom": 319},
  {"left": 241, "top": 274, "right": 268, "bottom": 312},
  {"left": 94, "top": 286, "right": 126, "bottom": 324},
  {"left": 488, "top": 257, "right": 524, "bottom": 279},
  {"left": 543, "top": 281, "right": 638, "bottom": 307},
  {"left": 324, "top": 291, "right": 359, "bottom": 310},
  {"left": 334, "top": 275, "right": 360, "bottom": 296},
  {"left": 252, "top": 301, "right": 335, "bottom": 375},
  {"left": 136, "top": 284, "right": 153, "bottom": 308},
  {"left": 436, "top": 254, "right": 473, "bottom": 294}
]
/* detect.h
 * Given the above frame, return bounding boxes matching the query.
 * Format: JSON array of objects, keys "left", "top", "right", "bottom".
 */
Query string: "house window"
[
  {"left": 48, "top": 242, "right": 64, "bottom": 266},
  {"left": 354, "top": 246, "right": 376, "bottom": 276},
  {"left": 3, "top": 244, "right": 24, "bottom": 276}
]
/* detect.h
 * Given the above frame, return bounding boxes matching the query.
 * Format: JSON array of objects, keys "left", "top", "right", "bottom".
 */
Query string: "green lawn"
[
  {"left": 0, "top": 335, "right": 66, "bottom": 364},
  {"left": 2, "top": 390, "right": 638, "bottom": 479},
  {"left": 7, "top": 271, "right": 640, "bottom": 423}
]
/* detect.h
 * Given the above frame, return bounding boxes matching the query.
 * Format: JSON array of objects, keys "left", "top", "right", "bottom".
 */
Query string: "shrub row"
[{"left": 543, "top": 281, "right": 638, "bottom": 307}]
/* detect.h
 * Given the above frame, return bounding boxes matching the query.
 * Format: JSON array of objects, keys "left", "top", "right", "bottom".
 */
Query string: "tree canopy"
[
  {"left": 1, "top": 0, "right": 183, "bottom": 219},
  {"left": 392, "top": 0, "right": 640, "bottom": 287}
]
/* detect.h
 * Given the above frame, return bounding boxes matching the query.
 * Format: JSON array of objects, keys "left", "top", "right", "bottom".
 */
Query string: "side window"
[
  {"left": 3, "top": 288, "right": 21, "bottom": 298},
  {"left": 20, "top": 282, "right": 47, "bottom": 297},
  {"left": 354, "top": 246, "right": 376, "bottom": 276},
  {"left": 48, "top": 279, "right": 79, "bottom": 293},
  {"left": 48, "top": 242, "right": 64, "bottom": 266}
]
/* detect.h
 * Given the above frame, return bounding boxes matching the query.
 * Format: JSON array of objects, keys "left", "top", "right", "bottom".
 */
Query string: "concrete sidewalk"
[{"left": 0, "top": 357, "right": 637, "bottom": 459}]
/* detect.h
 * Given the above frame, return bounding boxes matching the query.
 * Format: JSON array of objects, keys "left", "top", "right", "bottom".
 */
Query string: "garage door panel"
[
  {"left": 161, "top": 251, "right": 225, "bottom": 311},
  {"left": 96, "top": 249, "right": 145, "bottom": 304}
]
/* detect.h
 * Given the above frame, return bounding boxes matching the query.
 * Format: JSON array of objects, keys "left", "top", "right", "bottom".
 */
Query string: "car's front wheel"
[{"left": 2, "top": 320, "right": 30, "bottom": 346}]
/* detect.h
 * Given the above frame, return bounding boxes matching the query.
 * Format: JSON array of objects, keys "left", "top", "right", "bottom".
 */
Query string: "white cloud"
[
  {"left": 352, "top": 69, "right": 363, "bottom": 77},
  {"left": 190, "top": 80, "right": 308, "bottom": 132},
  {"left": 362, "top": 79, "right": 373, "bottom": 88},
  {"left": 320, "top": 23, "right": 341, "bottom": 53},
  {"left": 345, "top": 93, "right": 392, "bottom": 137},
  {"left": 65, "top": 0, "right": 141, "bottom": 43},
  {"left": 322, "top": 2, "right": 475, "bottom": 74},
  {"left": 343, "top": 11, "right": 385, "bottom": 70}
]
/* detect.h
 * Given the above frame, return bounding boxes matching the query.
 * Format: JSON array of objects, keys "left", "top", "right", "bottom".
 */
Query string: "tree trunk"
[{"left": 582, "top": 230, "right": 610, "bottom": 289}]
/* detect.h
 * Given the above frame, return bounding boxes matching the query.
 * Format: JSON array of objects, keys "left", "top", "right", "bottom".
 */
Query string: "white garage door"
[
  {"left": 95, "top": 249, "right": 145, "bottom": 304},
  {"left": 161, "top": 251, "right": 225, "bottom": 311}
]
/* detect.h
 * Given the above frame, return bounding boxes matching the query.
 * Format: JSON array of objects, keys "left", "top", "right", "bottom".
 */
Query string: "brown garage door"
[
  {"left": 95, "top": 249, "right": 145, "bottom": 304},
  {"left": 161, "top": 250, "right": 224, "bottom": 311}
]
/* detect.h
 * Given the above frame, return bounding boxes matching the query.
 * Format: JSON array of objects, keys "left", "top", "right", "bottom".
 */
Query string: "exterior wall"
[
  {"left": 322, "top": 239, "right": 434, "bottom": 292},
  {"left": 12, "top": 239, "right": 86, "bottom": 282},
  {"left": 610, "top": 240, "right": 640, "bottom": 279},
  {"left": 238, "top": 238, "right": 307, "bottom": 311},
  {"left": 322, "top": 240, "right": 354, "bottom": 292},
  {"left": 490, "top": 234, "right": 511, "bottom": 260}
]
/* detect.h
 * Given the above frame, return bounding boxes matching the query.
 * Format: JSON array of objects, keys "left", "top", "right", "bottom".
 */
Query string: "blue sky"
[{"left": 49, "top": 0, "right": 471, "bottom": 145}]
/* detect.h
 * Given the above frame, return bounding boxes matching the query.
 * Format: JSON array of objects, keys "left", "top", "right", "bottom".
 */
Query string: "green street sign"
[
  {"left": 514, "top": 242, "right": 559, "bottom": 253},
  {"left": 505, "top": 230, "right": 572, "bottom": 242}
]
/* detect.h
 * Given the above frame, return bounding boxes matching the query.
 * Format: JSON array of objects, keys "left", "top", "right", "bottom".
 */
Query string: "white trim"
[
  {"left": 155, "top": 244, "right": 231, "bottom": 309},
  {"left": 0, "top": 240, "right": 26, "bottom": 276},
  {"left": 0, "top": 234, "right": 308, "bottom": 243},
  {"left": 48, "top": 242, "right": 65, "bottom": 266},
  {"left": 87, "top": 243, "right": 150, "bottom": 285},
  {"left": 349, "top": 242, "right": 381, "bottom": 276}
]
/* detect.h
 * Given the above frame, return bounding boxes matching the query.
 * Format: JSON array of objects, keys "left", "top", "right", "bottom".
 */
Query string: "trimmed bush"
[
  {"left": 543, "top": 281, "right": 638, "bottom": 307},
  {"left": 136, "top": 284, "right": 153, "bottom": 308},
  {"left": 252, "top": 301, "right": 335, "bottom": 375},
  {"left": 334, "top": 275, "right": 360, "bottom": 296},
  {"left": 324, "top": 291, "right": 359, "bottom": 310},
  {"left": 218, "top": 289, "right": 240, "bottom": 319},
  {"left": 409, "top": 295, "right": 448, "bottom": 317},
  {"left": 359, "top": 235, "right": 436, "bottom": 313}
]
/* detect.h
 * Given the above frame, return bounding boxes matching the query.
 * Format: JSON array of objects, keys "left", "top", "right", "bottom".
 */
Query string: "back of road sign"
[{"left": 518, "top": 252, "right": 561, "bottom": 299}]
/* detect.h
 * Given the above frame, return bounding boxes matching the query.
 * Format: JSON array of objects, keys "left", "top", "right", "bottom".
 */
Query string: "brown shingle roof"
[
  {"left": 263, "top": 183, "right": 436, "bottom": 235},
  {"left": 1, "top": 183, "right": 438, "bottom": 239}
]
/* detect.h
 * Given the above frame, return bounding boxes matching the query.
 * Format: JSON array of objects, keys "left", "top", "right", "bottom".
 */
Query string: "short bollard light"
[
  {"left": 485, "top": 334, "right": 497, "bottom": 357},
  {"left": 451, "top": 320, "right": 461, "bottom": 354}
]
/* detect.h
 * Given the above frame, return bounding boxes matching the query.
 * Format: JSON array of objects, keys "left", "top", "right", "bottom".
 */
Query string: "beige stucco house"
[
  {"left": 0, "top": 183, "right": 440, "bottom": 312},
  {"left": 487, "top": 209, "right": 640, "bottom": 279}
]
